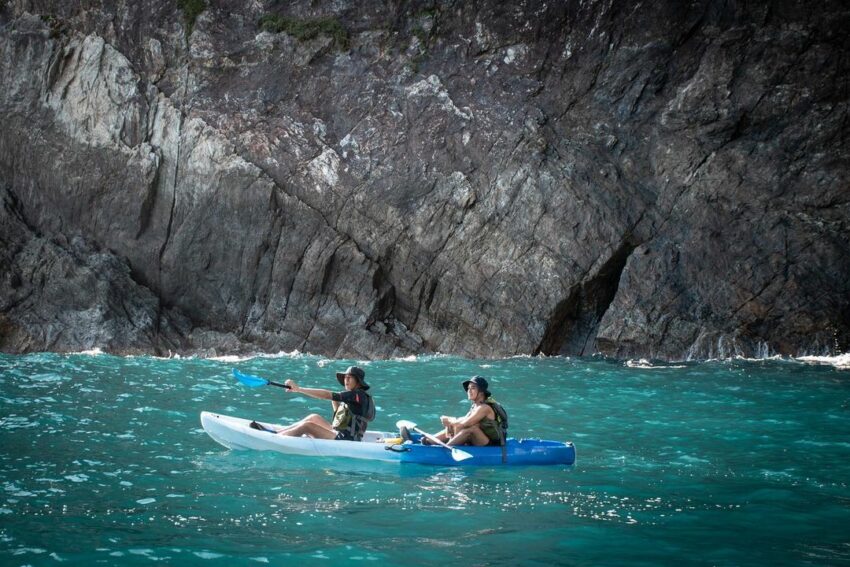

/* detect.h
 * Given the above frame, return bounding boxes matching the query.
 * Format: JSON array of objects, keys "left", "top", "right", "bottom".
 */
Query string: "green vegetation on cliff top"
[{"left": 258, "top": 14, "right": 349, "bottom": 50}]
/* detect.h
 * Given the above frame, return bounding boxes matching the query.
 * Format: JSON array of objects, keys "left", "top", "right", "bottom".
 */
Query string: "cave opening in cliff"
[{"left": 535, "top": 242, "right": 636, "bottom": 357}]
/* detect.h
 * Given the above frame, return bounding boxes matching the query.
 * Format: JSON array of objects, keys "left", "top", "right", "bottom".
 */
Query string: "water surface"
[{"left": 1, "top": 353, "right": 848, "bottom": 565}]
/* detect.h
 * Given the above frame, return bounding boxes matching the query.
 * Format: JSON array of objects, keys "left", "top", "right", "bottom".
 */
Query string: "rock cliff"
[{"left": 1, "top": 0, "right": 848, "bottom": 359}]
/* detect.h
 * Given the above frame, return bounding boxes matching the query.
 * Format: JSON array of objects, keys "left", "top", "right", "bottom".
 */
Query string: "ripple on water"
[
  {"left": 0, "top": 415, "right": 38, "bottom": 428},
  {"left": 1, "top": 352, "right": 849, "bottom": 565},
  {"left": 27, "top": 373, "right": 67, "bottom": 383}
]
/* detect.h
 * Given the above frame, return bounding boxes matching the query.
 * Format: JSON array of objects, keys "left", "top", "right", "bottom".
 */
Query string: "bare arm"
[
  {"left": 451, "top": 404, "right": 494, "bottom": 429},
  {"left": 284, "top": 379, "right": 333, "bottom": 401}
]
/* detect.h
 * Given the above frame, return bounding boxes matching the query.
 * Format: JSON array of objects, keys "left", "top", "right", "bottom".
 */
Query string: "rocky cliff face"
[{"left": 1, "top": 0, "right": 848, "bottom": 359}]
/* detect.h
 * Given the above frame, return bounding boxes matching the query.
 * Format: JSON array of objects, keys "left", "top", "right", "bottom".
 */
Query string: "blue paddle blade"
[{"left": 232, "top": 369, "right": 270, "bottom": 388}]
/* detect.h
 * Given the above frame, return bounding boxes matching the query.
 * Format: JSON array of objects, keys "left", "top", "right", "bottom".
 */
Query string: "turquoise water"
[{"left": 1, "top": 353, "right": 848, "bottom": 565}]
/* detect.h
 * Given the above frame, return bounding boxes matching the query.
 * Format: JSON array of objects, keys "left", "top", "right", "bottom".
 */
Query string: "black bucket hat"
[
  {"left": 336, "top": 366, "right": 369, "bottom": 390},
  {"left": 462, "top": 375, "right": 491, "bottom": 398}
]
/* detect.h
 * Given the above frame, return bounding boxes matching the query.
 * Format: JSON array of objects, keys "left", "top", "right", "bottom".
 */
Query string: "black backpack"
[
  {"left": 359, "top": 390, "right": 376, "bottom": 422},
  {"left": 486, "top": 399, "right": 509, "bottom": 462},
  {"left": 487, "top": 399, "right": 508, "bottom": 439}
]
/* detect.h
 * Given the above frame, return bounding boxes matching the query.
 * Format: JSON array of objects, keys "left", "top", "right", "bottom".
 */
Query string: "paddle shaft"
[
  {"left": 269, "top": 380, "right": 292, "bottom": 389},
  {"left": 414, "top": 426, "right": 473, "bottom": 461},
  {"left": 411, "top": 426, "right": 454, "bottom": 450},
  {"left": 394, "top": 419, "right": 472, "bottom": 461}
]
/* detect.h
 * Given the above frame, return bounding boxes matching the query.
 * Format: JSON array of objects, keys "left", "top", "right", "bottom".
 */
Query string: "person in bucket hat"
[
  {"left": 423, "top": 375, "right": 502, "bottom": 447},
  {"left": 335, "top": 366, "right": 370, "bottom": 390},
  {"left": 254, "top": 366, "right": 375, "bottom": 441},
  {"left": 462, "top": 375, "right": 490, "bottom": 397}
]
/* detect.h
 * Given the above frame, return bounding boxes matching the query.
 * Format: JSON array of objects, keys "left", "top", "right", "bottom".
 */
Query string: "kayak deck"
[{"left": 200, "top": 412, "right": 576, "bottom": 466}]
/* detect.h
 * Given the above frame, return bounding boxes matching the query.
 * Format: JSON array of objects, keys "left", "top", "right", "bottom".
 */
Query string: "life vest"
[
  {"left": 484, "top": 399, "right": 509, "bottom": 462},
  {"left": 331, "top": 389, "right": 375, "bottom": 441}
]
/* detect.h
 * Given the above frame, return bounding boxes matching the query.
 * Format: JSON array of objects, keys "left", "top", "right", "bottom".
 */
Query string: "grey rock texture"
[{"left": 1, "top": 0, "right": 848, "bottom": 359}]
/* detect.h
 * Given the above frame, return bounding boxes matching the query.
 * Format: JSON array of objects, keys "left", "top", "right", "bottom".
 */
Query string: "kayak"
[{"left": 200, "top": 411, "right": 576, "bottom": 466}]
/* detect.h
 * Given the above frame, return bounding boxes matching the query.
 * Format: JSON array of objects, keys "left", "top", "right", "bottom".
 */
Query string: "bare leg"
[
  {"left": 276, "top": 413, "right": 326, "bottom": 433},
  {"left": 277, "top": 414, "right": 336, "bottom": 438},
  {"left": 422, "top": 428, "right": 451, "bottom": 445},
  {"left": 448, "top": 425, "right": 490, "bottom": 446},
  {"left": 279, "top": 421, "right": 338, "bottom": 439}
]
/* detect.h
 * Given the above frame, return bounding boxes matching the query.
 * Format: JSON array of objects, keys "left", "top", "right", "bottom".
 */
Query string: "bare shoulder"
[{"left": 471, "top": 403, "right": 495, "bottom": 419}]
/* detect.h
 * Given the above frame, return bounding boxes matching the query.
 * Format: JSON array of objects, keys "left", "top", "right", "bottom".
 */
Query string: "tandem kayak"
[{"left": 200, "top": 412, "right": 576, "bottom": 467}]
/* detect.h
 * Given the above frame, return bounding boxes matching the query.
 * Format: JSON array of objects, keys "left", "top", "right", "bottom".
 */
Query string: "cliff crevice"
[{"left": 1, "top": 1, "right": 848, "bottom": 359}]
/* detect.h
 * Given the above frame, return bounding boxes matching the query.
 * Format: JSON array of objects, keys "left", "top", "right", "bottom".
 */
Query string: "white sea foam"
[
  {"left": 389, "top": 353, "right": 450, "bottom": 363},
  {"left": 207, "top": 355, "right": 246, "bottom": 363},
  {"left": 625, "top": 359, "right": 686, "bottom": 369},
  {"left": 797, "top": 353, "right": 850, "bottom": 370},
  {"left": 209, "top": 350, "right": 320, "bottom": 362},
  {"left": 730, "top": 354, "right": 785, "bottom": 363},
  {"left": 254, "top": 350, "right": 305, "bottom": 360},
  {"left": 67, "top": 348, "right": 104, "bottom": 356},
  {"left": 129, "top": 350, "right": 313, "bottom": 362}
]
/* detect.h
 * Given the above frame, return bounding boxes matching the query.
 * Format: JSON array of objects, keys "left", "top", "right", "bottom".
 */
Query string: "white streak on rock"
[
  {"left": 503, "top": 44, "right": 528, "bottom": 64},
  {"left": 406, "top": 74, "right": 472, "bottom": 121},
  {"left": 308, "top": 147, "right": 341, "bottom": 190}
]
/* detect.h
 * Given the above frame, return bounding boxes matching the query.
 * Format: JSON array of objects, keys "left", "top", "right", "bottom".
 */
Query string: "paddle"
[
  {"left": 395, "top": 419, "right": 473, "bottom": 462},
  {"left": 232, "top": 369, "right": 291, "bottom": 389}
]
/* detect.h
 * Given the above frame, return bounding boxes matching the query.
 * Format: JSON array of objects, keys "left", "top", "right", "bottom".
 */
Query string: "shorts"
[{"left": 334, "top": 430, "right": 355, "bottom": 441}]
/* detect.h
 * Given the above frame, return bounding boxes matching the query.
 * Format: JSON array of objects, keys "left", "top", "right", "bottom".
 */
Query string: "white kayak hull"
[
  {"left": 200, "top": 412, "right": 576, "bottom": 466},
  {"left": 201, "top": 411, "right": 401, "bottom": 462}
]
